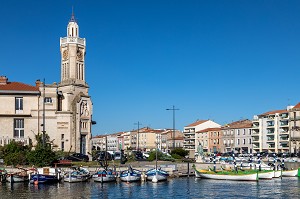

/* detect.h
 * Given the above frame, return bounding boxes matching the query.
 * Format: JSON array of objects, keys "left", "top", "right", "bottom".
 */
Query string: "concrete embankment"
[{"left": 3, "top": 161, "right": 300, "bottom": 178}]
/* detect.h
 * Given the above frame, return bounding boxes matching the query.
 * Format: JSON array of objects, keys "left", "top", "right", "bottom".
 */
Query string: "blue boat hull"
[{"left": 30, "top": 174, "right": 60, "bottom": 184}]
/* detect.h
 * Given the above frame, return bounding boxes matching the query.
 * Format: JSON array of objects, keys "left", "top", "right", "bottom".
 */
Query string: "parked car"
[
  {"left": 66, "top": 153, "right": 89, "bottom": 162},
  {"left": 114, "top": 151, "right": 121, "bottom": 160},
  {"left": 93, "top": 151, "right": 113, "bottom": 161}
]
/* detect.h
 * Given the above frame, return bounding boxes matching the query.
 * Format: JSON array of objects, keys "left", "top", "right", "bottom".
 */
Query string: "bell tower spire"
[{"left": 60, "top": 9, "right": 86, "bottom": 86}]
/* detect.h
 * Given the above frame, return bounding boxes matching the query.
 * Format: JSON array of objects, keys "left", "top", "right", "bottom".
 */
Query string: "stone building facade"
[{"left": 0, "top": 13, "right": 93, "bottom": 156}]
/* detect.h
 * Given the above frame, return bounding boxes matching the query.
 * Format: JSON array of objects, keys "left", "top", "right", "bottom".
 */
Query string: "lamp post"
[
  {"left": 134, "top": 122, "right": 142, "bottom": 151},
  {"left": 166, "top": 105, "right": 179, "bottom": 149}
]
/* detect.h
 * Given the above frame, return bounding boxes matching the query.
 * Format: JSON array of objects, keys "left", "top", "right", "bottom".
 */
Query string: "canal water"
[{"left": 0, "top": 177, "right": 299, "bottom": 199}]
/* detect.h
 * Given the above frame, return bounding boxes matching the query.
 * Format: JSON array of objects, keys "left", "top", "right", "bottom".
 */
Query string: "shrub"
[
  {"left": 171, "top": 153, "right": 182, "bottom": 159},
  {"left": 171, "top": 148, "right": 189, "bottom": 157}
]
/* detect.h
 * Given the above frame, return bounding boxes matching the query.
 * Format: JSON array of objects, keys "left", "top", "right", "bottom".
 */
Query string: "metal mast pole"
[
  {"left": 134, "top": 122, "right": 142, "bottom": 151},
  {"left": 166, "top": 105, "right": 179, "bottom": 149},
  {"left": 42, "top": 78, "right": 46, "bottom": 148}
]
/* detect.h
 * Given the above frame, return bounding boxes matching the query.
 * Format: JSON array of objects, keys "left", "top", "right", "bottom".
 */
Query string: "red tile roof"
[
  {"left": 0, "top": 82, "right": 39, "bottom": 91},
  {"left": 197, "top": 127, "right": 221, "bottom": 133},
  {"left": 292, "top": 102, "right": 300, "bottom": 109},
  {"left": 186, "top": 120, "right": 208, "bottom": 127},
  {"left": 222, "top": 119, "right": 252, "bottom": 129},
  {"left": 258, "top": 109, "right": 287, "bottom": 116}
]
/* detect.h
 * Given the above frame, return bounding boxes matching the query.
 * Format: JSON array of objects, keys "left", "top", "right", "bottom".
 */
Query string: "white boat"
[
  {"left": 7, "top": 168, "right": 31, "bottom": 183},
  {"left": 257, "top": 171, "right": 273, "bottom": 179},
  {"left": 146, "top": 168, "right": 169, "bottom": 182},
  {"left": 273, "top": 170, "right": 282, "bottom": 178},
  {"left": 281, "top": 169, "right": 299, "bottom": 177},
  {"left": 119, "top": 165, "right": 141, "bottom": 182},
  {"left": 92, "top": 169, "right": 117, "bottom": 183},
  {"left": 194, "top": 168, "right": 258, "bottom": 181},
  {"left": 64, "top": 167, "right": 90, "bottom": 183}
]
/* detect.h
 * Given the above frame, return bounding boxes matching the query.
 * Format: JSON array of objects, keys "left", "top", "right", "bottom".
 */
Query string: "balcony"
[
  {"left": 280, "top": 121, "right": 289, "bottom": 127},
  {"left": 252, "top": 125, "right": 259, "bottom": 129},
  {"left": 280, "top": 113, "right": 289, "bottom": 119},
  {"left": 279, "top": 138, "right": 289, "bottom": 143},
  {"left": 267, "top": 129, "right": 274, "bottom": 134},
  {"left": 253, "top": 144, "right": 259, "bottom": 149}
]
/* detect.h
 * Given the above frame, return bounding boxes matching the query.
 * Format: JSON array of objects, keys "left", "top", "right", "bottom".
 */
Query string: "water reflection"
[{"left": 0, "top": 177, "right": 299, "bottom": 199}]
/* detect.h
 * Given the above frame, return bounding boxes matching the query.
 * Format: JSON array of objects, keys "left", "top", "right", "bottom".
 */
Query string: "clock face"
[
  {"left": 77, "top": 50, "right": 83, "bottom": 61},
  {"left": 63, "top": 50, "right": 68, "bottom": 60}
]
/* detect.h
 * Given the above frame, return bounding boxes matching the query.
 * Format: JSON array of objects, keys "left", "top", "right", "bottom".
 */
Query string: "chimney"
[
  {"left": 0, "top": 76, "right": 8, "bottom": 85},
  {"left": 35, "top": 79, "right": 42, "bottom": 87}
]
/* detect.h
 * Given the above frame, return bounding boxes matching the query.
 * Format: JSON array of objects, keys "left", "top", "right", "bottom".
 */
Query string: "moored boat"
[
  {"left": 92, "top": 169, "right": 117, "bottom": 183},
  {"left": 7, "top": 168, "right": 32, "bottom": 183},
  {"left": 281, "top": 168, "right": 299, "bottom": 177},
  {"left": 146, "top": 168, "right": 169, "bottom": 182},
  {"left": 257, "top": 170, "right": 273, "bottom": 179},
  {"left": 119, "top": 165, "right": 141, "bottom": 182},
  {"left": 273, "top": 170, "right": 282, "bottom": 178},
  {"left": 193, "top": 166, "right": 258, "bottom": 181},
  {"left": 64, "top": 167, "right": 90, "bottom": 183},
  {"left": 30, "top": 167, "right": 62, "bottom": 184}
]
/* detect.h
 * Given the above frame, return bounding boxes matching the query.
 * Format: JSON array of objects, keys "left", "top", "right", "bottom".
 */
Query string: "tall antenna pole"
[
  {"left": 42, "top": 78, "right": 46, "bottom": 148},
  {"left": 134, "top": 122, "right": 142, "bottom": 151},
  {"left": 166, "top": 105, "right": 179, "bottom": 149}
]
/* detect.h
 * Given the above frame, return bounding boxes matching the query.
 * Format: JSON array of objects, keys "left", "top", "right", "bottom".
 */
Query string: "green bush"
[
  {"left": 171, "top": 153, "right": 182, "bottom": 159},
  {"left": 2, "top": 140, "right": 31, "bottom": 166},
  {"left": 148, "top": 150, "right": 175, "bottom": 162},
  {"left": 171, "top": 148, "right": 189, "bottom": 157}
]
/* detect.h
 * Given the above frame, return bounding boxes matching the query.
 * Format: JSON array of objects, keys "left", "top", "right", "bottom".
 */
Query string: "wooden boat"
[
  {"left": 120, "top": 165, "right": 141, "bottom": 182},
  {"left": 147, "top": 145, "right": 169, "bottom": 183},
  {"left": 64, "top": 167, "right": 90, "bottom": 183},
  {"left": 92, "top": 168, "right": 117, "bottom": 183},
  {"left": 193, "top": 167, "right": 258, "bottom": 181},
  {"left": 281, "top": 168, "right": 299, "bottom": 177},
  {"left": 273, "top": 170, "right": 282, "bottom": 178},
  {"left": 146, "top": 168, "right": 169, "bottom": 182},
  {"left": 257, "top": 170, "right": 273, "bottom": 179},
  {"left": 30, "top": 167, "right": 62, "bottom": 184},
  {"left": 7, "top": 168, "right": 32, "bottom": 183}
]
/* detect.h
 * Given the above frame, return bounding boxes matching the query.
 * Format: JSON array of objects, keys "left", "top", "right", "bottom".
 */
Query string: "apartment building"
[
  {"left": 183, "top": 120, "right": 221, "bottom": 157},
  {"left": 221, "top": 119, "right": 252, "bottom": 154},
  {"left": 160, "top": 129, "right": 183, "bottom": 152},
  {"left": 289, "top": 102, "right": 300, "bottom": 154},
  {"left": 251, "top": 108, "right": 292, "bottom": 154},
  {"left": 197, "top": 127, "right": 221, "bottom": 154}
]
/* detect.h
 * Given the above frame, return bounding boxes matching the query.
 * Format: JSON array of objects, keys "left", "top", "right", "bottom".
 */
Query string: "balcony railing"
[{"left": 0, "top": 137, "right": 31, "bottom": 146}]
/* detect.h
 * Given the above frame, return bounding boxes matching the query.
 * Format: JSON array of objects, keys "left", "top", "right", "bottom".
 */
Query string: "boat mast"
[{"left": 155, "top": 142, "right": 158, "bottom": 170}]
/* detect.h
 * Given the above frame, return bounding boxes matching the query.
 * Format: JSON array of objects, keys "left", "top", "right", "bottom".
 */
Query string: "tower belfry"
[{"left": 60, "top": 11, "right": 86, "bottom": 86}]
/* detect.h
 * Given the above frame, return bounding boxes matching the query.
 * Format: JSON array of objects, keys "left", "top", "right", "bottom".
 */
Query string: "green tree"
[
  {"left": 2, "top": 140, "right": 31, "bottom": 166},
  {"left": 26, "top": 133, "right": 57, "bottom": 167},
  {"left": 171, "top": 148, "right": 189, "bottom": 158}
]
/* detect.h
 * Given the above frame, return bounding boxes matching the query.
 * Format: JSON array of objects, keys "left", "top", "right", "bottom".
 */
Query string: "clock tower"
[
  {"left": 60, "top": 12, "right": 86, "bottom": 86},
  {"left": 57, "top": 12, "right": 93, "bottom": 156}
]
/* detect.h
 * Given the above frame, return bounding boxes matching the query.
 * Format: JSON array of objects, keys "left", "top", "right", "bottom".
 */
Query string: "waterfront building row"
[{"left": 92, "top": 127, "right": 184, "bottom": 153}]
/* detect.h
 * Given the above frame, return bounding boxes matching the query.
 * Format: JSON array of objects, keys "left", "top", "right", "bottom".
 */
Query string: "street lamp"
[{"left": 166, "top": 105, "right": 179, "bottom": 149}]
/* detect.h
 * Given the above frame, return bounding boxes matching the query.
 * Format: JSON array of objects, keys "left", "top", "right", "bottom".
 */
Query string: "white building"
[
  {"left": 0, "top": 13, "right": 94, "bottom": 156},
  {"left": 183, "top": 120, "right": 221, "bottom": 157},
  {"left": 251, "top": 107, "right": 292, "bottom": 153}
]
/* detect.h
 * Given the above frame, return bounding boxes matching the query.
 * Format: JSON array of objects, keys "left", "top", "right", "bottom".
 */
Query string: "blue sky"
[{"left": 1, "top": 1, "right": 300, "bottom": 135}]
